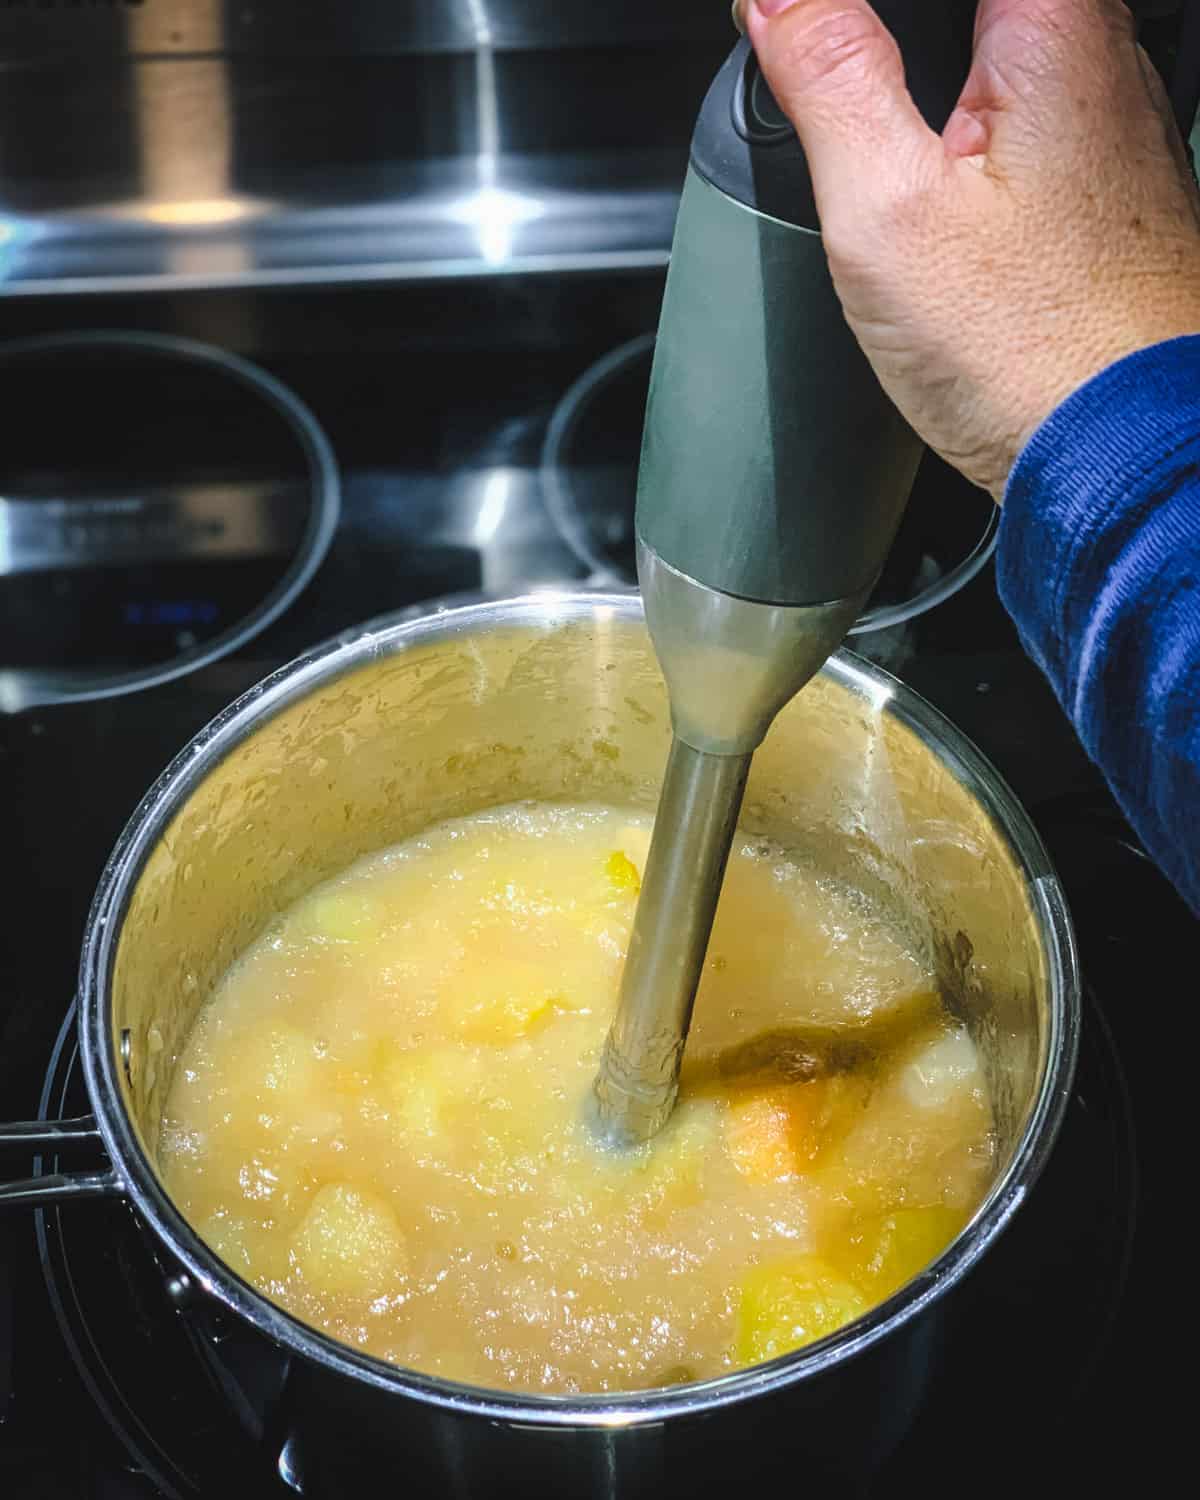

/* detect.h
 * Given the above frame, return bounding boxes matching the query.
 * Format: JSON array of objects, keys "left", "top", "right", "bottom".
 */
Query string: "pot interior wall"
[{"left": 108, "top": 608, "right": 1048, "bottom": 1196}]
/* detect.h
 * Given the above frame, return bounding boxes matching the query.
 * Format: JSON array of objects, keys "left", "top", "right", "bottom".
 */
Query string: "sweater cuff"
[{"left": 997, "top": 334, "right": 1200, "bottom": 687}]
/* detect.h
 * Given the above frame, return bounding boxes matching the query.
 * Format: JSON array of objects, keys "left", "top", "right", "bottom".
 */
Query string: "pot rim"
[{"left": 78, "top": 590, "right": 1081, "bottom": 1428}]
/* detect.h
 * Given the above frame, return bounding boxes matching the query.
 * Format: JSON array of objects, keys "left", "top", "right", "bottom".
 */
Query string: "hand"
[{"left": 736, "top": 0, "right": 1200, "bottom": 497}]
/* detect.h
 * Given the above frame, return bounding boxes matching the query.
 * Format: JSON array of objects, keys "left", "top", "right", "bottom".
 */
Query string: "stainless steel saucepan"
[{"left": 0, "top": 592, "right": 1079, "bottom": 1497}]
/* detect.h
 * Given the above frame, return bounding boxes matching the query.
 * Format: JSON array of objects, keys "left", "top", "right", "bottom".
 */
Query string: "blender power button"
[{"left": 733, "top": 54, "right": 795, "bottom": 144}]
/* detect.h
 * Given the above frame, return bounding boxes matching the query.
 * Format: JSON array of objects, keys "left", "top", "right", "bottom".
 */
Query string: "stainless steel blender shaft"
[
  {"left": 590, "top": 546, "right": 866, "bottom": 1149},
  {"left": 592, "top": 739, "right": 750, "bottom": 1146}
]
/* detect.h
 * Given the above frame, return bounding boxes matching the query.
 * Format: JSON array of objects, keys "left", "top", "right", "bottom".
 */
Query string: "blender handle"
[
  {"left": 0, "top": 1115, "right": 125, "bottom": 1207},
  {"left": 637, "top": 9, "right": 977, "bottom": 609}
]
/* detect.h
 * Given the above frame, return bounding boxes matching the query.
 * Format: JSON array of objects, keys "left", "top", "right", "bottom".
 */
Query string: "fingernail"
[
  {"left": 731, "top": 0, "right": 745, "bottom": 34},
  {"left": 755, "top": 0, "right": 802, "bottom": 16}
]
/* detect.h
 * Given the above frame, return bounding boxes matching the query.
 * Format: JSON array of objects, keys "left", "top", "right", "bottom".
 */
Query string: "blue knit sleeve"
[{"left": 997, "top": 335, "right": 1200, "bottom": 915}]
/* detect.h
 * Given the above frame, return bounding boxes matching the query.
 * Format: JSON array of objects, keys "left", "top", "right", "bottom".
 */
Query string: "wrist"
[
  {"left": 1005, "top": 293, "right": 1200, "bottom": 495},
  {"left": 1006, "top": 332, "right": 1200, "bottom": 513},
  {"left": 999, "top": 328, "right": 1200, "bottom": 692}
]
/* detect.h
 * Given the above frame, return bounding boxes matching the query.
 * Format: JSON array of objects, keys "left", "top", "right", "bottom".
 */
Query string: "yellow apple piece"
[
  {"left": 735, "top": 1257, "right": 868, "bottom": 1365},
  {"left": 201, "top": 1211, "right": 294, "bottom": 1287},
  {"left": 459, "top": 976, "right": 561, "bottom": 1044},
  {"left": 291, "top": 1183, "right": 407, "bottom": 1298},
  {"left": 726, "top": 1087, "right": 800, "bottom": 1184},
  {"left": 619, "top": 1097, "right": 719, "bottom": 1219},
  {"left": 604, "top": 849, "right": 642, "bottom": 897},
  {"left": 377, "top": 1044, "right": 485, "bottom": 1137},
  {"left": 303, "top": 884, "right": 388, "bottom": 943},
  {"left": 726, "top": 1073, "right": 871, "bottom": 1184},
  {"left": 832, "top": 1205, "right": 967, "bottom": 1299},
  {"left": 215, "top": 1020, "right": 324, "bottom": 1147}
]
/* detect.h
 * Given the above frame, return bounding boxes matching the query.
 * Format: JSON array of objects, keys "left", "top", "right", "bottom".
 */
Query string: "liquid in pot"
[{"left": 159, "top": 802, "right": 996, "bottom": 1393}]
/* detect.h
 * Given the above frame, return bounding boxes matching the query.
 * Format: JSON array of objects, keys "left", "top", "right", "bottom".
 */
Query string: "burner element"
[
  {"left": 0, "top": 331, "right": 339, "bottom": 713},
  {"left": 541, "top": 334, "right": 998, "bottom": 634}
]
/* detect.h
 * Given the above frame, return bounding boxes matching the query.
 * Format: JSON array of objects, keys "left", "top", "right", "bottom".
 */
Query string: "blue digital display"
[{"left": 123, "top": 601, "right": 221, "bottom": 627}]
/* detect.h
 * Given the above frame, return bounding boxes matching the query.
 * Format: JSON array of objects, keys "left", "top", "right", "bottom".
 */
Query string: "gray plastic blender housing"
[{"left": 636, "top": 5, "right": 978, "bottom": 607}]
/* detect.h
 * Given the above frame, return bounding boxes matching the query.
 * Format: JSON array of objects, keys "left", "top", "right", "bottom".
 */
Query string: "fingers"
[
  {"left": 972, "top": 0, "right": 1133, "bottom": 52},
  {"left": 944, "top": 0, "right": 1139, "bottom": 177},
  {"left": 742, "top": 0, "right": 936, "bottom": 204},
  {"left": 963, "top": 0, "right": 1136, "bottom": 117}
]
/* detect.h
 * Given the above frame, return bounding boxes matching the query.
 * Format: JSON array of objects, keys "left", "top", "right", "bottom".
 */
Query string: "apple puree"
[{"left": 159, "top": 802, "right": 994, "bottom": 1393}]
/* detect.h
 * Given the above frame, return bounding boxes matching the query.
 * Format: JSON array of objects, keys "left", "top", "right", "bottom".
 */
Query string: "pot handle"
[{"left": 0, "top": 1115, "right": 125, "bottom": 1207}]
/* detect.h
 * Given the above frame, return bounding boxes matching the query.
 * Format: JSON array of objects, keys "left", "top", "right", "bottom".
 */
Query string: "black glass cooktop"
[{"left": 0, "top": 273, "right": 1189, "bottom": 1496}]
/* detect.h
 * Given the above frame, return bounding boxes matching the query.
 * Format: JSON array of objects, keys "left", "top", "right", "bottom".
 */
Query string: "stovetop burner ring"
[{"left": 0, "top": 330, "right": 340, "bottom": 714}]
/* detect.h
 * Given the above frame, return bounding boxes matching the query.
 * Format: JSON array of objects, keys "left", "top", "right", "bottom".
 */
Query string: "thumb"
[{"left": 744, "top": 0, "right": 936, "bottom": 210}]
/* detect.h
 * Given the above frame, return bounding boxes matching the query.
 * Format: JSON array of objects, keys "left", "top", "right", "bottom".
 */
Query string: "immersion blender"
[{"left": 592, "top": 5, "right": 977, "bottom": 1147}]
